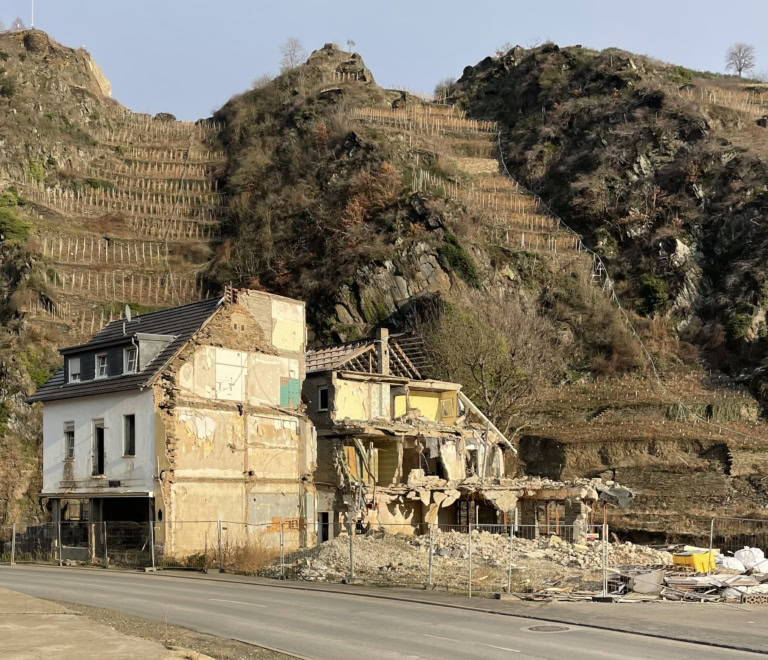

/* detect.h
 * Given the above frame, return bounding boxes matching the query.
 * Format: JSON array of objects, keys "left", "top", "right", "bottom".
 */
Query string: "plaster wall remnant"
[{"left": 156, "top": 290, "right": 314, "bottom": 556}]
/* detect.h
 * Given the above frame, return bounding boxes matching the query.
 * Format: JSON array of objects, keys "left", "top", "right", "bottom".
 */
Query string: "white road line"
[
  {"left": 210, "top": 598, "right": 266, "bottom": 608},
  {"left": 422, "top": 633, "right": 521, "bottom": 653}
]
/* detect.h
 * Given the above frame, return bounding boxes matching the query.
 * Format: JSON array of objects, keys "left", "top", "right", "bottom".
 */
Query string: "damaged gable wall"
[{"left": 153, "top": 291, "right": 316, "bottom": 555}]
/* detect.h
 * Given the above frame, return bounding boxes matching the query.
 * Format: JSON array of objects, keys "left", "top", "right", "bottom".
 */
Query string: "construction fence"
[
  {"left": 0, "top": 519, "right": 621, "bottom": 596},
  {"left": 3, "top": 517, "right": 766, "bottom": 598}
]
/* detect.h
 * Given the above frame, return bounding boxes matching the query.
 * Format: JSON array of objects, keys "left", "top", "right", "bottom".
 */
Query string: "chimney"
[{"left": 375, "top": 327, "right": 390, "bottom": 375}]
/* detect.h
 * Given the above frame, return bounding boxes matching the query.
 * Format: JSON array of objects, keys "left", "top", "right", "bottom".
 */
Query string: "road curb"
[{"left": 5, "top": 564, "right": 767, "bottom": 656}]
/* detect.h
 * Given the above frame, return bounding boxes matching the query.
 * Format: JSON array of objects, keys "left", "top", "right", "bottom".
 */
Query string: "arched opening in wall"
[{"left": 157, "top": 509, "right": 163, "bottom": 521}]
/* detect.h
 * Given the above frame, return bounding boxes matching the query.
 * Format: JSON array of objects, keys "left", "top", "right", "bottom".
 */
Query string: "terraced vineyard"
[{"left": 16, "top": 110, "right": 224, "bottom": 341}]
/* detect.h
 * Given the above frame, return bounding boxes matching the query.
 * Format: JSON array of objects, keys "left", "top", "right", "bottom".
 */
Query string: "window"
[
  {"left": 318, "top": 386, "right": 329, "bottom": 412},
  {"left": 96, "top": 353, "right": 108, "bottom": 379},
  {"left": 69, "top": 357, "right": 81, "bottom": 383},
  {"left": 64, "top": 422, "right": 75, "bottom": 460},
  {"left": 123, "top": 414, "right": 136, "bottom": 457},
  {"left": 124, "top": 347, "right": 137, "bottom": 374},
  {"left": 93, "top": 420, "right": 105, "bottom": 476}
]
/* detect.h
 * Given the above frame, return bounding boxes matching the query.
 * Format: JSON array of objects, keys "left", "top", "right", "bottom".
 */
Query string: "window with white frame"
[
  {"left": 318, "top": 386, "right": 329, "bottom": 412},
  {"left": 69, "top": 357, "right": 81, "bottom": 383},
  {"left": 124, "top": 346, "right": 138, "bottom": 374},
  {"left": 64, "top": 422, "right": 75, "bottom": 460},
  {"left": 96, "top": 353, "right": 108, "bottom": 379}
]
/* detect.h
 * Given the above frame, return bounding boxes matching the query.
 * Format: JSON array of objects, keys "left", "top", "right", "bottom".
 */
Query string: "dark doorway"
[
  {"left": 93, "top": 421, "right": 105, "bottom": 476},
  {"left": 319, "top": 512, "right": 330, "bottom": 543}
]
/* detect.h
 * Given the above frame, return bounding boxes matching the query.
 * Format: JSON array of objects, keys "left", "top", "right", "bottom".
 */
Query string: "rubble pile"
[
  {"left": 663, "top": 546, "right": 768, "bottom": 603},
  {"left": 263, "top": 529, "right": 673, "bottom": 592}
]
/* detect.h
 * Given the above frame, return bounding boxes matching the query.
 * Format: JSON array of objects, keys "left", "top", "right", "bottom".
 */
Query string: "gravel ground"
[{"left": 53, "top": 600, "right": 292, "bottom": 660}]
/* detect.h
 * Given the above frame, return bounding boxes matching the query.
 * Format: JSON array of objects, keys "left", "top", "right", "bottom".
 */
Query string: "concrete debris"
[{"left": 263, "top": 529, "right": 672, "bottom": 594}]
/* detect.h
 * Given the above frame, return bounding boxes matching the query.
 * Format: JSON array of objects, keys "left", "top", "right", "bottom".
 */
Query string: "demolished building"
[
  {"left": 304, "top": 329, "right": 607, "bottom": 540},
  {"left": 29, "top": 289, "right": 316, "bottom": 557}
]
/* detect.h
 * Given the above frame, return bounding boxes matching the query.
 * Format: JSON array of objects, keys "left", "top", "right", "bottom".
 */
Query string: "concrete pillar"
[{"left": 376, "top": 328, "right": 390, "bottom": 375}]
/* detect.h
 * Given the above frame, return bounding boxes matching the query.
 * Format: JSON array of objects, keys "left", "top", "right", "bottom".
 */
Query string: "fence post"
[
  {"left": 507, "top": 522, "right": 513, "bottom": 593},
  {"left": 602, "top": 522, "right": 608, "bottom": 597},
  {"left": 347, "top": 521, "right": 354, "bottom": 583},
  {"left": 427, "top": 524, "right": 434, "bottom": 588},
  {"left": 11, "top": 524, "right": 16, "bottom": 565},
  {"left": 279, "top": 519, "right": 285, "bottom": 579},
  {"left": 217, "top": 519, "right": 223, "bottom": 572},
  {"left": 103, "top": 521, "right": 108, "bottom": 567},
  {"left": 468, "top": 522, "right": 473, "bottom": 598},
  {"left": 57, "top": 520, "right": 63, "bottom": 567},
  {"left": 149, "top": 521, "right": 156, "bottom": 570},
  {"left": 708, "top": 519, "right": 715, "bottom": 576}
]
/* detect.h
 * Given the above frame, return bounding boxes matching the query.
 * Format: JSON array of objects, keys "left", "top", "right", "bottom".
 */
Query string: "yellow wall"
[
  {"left": 334, "top": 380, "right": 371, "bottom": 421},
  {"left": 409, "top": 391, "right": 441, "bottom": 421},
  {"left": 395, "top": 389, "right": 459, "bottom": 423},
  {"left": 394, "top": 394, "right": 406, "bottom": 418}
]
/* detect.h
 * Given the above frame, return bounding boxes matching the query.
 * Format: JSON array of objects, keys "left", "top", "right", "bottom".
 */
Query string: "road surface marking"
[
  {"left": 422, "top": 633, "right": 520, "bottom": 653},
  {"left": 210, "top": 598, "right": 266, "bottom": 608}
]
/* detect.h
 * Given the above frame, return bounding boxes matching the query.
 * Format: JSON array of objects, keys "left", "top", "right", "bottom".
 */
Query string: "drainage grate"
[{"left": 527, "top": 625, "right": 570, "bottom": 633}]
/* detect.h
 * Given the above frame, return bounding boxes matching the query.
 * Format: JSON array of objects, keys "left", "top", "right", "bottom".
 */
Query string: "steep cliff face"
[
  {"left": 0, "top": 30, "right": 118, "bottom": 187},
  {"left": 453, "top": 44, "right": 768, "bottom": 380}
]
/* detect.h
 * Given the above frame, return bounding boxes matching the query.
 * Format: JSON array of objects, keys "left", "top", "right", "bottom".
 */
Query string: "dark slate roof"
[{"left": 28, "top": 297, "right": 223, "bottom": 403}]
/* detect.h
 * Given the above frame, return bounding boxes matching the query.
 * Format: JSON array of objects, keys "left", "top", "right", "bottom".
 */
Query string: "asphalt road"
[{"left": 0, "top": 566, "right": 762, "bottom": 659}]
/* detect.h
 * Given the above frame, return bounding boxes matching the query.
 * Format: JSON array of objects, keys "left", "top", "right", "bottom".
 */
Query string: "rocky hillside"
[
  {"left": 2, "top": 33, "right": 768, "bottom": 545},
  {"left": 451, "top": 44, "right": 768, "bottom": 541},
  {"left": 213, "top": 42, "right": 768, "bottom": 544},
  {"left": 0, "top": 30, "right": 223, "bottom": 523}
]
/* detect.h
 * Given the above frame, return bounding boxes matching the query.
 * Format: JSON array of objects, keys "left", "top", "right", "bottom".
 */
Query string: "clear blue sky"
[{"left": 3, "top": 0, "right": 766, "bottom": 120}]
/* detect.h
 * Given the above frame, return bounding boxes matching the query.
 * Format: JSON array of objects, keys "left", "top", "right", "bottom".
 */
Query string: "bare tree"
[
  {"left": 495, "top": 42, "right": 514, "bottom": 58},
  {"left": 251, "top": 74, "right": 273, "bottom": 90},
  {"left": 0, "top": 20, "right": 6, "bottom": 32},
  {"left": 346, "top": 39, "right": 356, "bottom": 51},
  {"left": 725, "top": 42, "right": 756, "bottom": 78},
  {"left": 433, "top": 77, "right": 455, "bottom": 103},
  {"left": 279, "top": 37, "right": 306, "bottom": 72},
  {"left": 412, "top": 292, "right": 564, "bottom": 434},
  {"left": 10, "top": 17, "right": 26, "bottom": 31}
]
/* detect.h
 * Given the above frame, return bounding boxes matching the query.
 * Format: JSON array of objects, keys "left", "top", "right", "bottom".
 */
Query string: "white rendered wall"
[{"left": 42, "top": 388, "right": 155, "bottom": 495}]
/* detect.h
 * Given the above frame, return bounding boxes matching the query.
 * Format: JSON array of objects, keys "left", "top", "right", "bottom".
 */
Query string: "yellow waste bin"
[{"left": 672, "top": 551, "right": 716, "bottom": 572}]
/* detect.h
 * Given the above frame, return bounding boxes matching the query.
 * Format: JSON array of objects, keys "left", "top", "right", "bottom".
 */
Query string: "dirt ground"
[{"left": 53, "top": 600, "right": 290, "bottom": 660}]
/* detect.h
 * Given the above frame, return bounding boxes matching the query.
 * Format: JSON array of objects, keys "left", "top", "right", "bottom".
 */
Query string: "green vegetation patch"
[
  {"left": 83, "top": 177, "right": 115, "bottom": 190},
  {"left": 439, "top": 233, "right": 481, "bottom": 288},
  {"left": 24, "top": 160, "right": 45, "bottom": 184},
  {"left": 19, "top": 350, "right": 52, "bottom": 389},
  {"left": 726, "top": 312, "right": 753, "bottom": 340},
  {"left": 0, "top": 190, "right": 31, "bottom": 242},
  {"left": 639, "top": 274, "right": 669, "bottom": 314}
]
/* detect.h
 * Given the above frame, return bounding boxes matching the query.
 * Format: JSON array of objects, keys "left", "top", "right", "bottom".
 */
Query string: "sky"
[{"left": 1, "top": 0, "right": 766, "bottom": 121}]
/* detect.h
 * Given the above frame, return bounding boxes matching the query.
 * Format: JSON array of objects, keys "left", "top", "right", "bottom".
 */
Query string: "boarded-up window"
[{"left": 215, "top": 348, "right": 246, "bottom": 401}]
